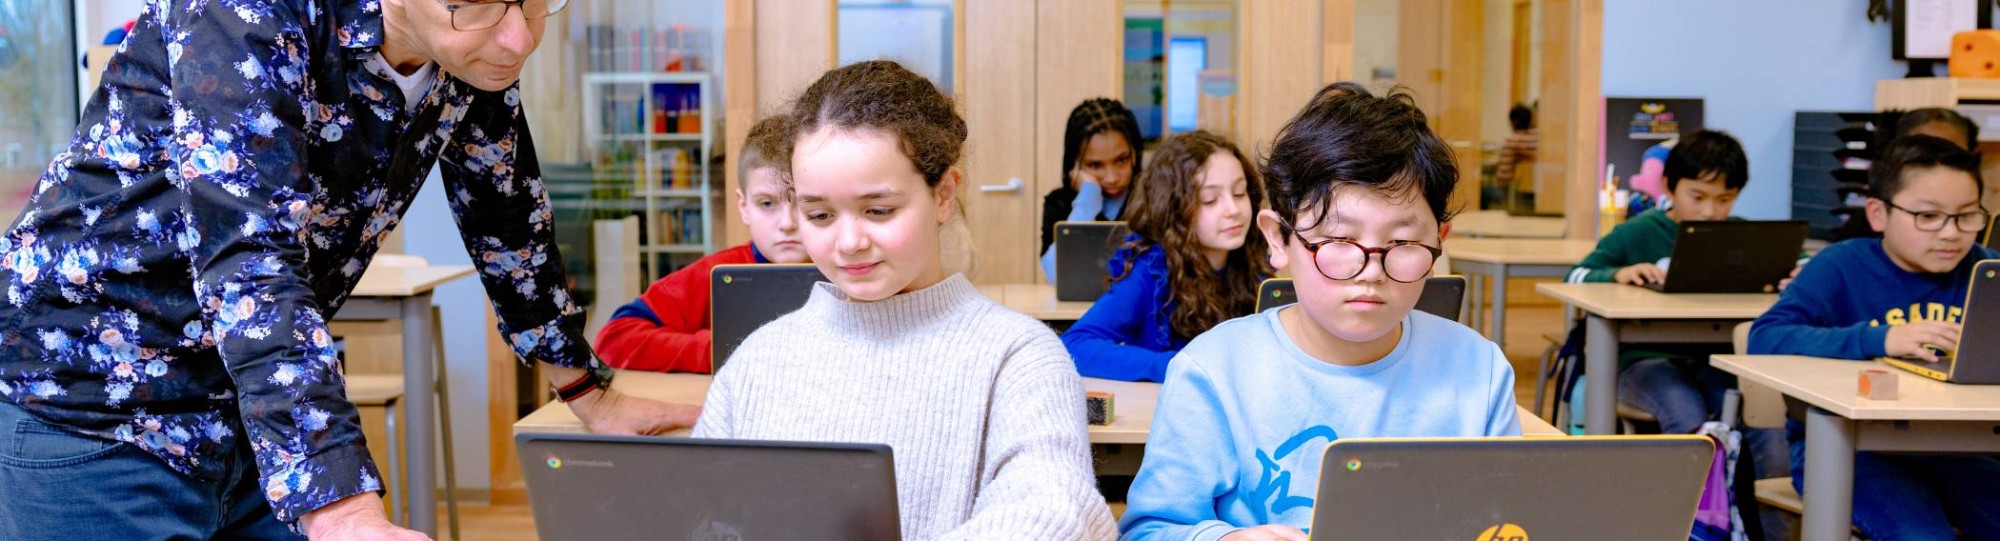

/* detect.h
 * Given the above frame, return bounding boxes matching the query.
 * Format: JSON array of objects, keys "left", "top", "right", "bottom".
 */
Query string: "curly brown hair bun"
[{"left": 784, "top": 60, "right": 967, "bottom": 189}]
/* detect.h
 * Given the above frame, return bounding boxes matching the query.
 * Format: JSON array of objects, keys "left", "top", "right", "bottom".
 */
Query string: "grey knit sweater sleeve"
[{"left": 944, "top": 330, "right": 1118, "bottom": 540}]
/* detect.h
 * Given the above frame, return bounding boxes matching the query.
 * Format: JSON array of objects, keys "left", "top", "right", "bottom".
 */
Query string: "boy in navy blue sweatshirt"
[{"left": 1749, "top": 135, "right": 2000, "bottom": 540}]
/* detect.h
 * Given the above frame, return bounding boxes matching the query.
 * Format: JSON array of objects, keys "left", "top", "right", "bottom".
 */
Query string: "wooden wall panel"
[
  {"left": 720, "top": 0, "right": 836, "bottom": 248},
  {"left": 1537, "top": 0, "right": 1599, "bottom": 231},
  {"left": 1239, "top": 0, "right": 1324, "bottom": 157},
  {"left": 1323, "top": 0, "right": 1356, "bottom": 85},
  {"left": 961, "top": 0, "right": 1038, "bottom": 283}
]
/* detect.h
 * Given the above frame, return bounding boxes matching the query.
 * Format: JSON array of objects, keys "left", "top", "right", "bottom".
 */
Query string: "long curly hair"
[{"left": 1118, "top": 130, "right": 1272, "bottom": 341}]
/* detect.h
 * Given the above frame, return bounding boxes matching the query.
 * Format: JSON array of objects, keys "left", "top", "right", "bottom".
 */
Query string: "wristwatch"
[{"left": 553, "top": 360, "right": 616, "bottom": 403}]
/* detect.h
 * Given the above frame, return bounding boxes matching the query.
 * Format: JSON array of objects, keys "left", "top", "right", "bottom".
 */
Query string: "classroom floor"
[{"left": 451, "top": 305, "right": 1570, "bottom": 541}]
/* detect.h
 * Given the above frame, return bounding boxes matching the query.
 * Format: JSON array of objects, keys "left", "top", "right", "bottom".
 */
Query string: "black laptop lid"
[
  {"left": 1656, "top": 220, "right": 1810, "bottom": 294},
  {"left": 1256, "top": 277, "right": 1465, "bottom": 321},
  {"left": 517, "top": 434, "right": 900, "bottom": 541},
  {"left": 1313, "top": 437, "right": 1712, "bottom": 541},
  {"left": 1054, "top": 221, "right": 1131, "bottom": 301},
  {"left": 1948, "top": 260, "right": 2000, "bottom": 383},
  {"left": 709, "top": 264, "right": 826, "bottom": 372}
]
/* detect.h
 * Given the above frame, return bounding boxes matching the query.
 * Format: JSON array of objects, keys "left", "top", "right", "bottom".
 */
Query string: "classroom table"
[
  {"left": 997, "top": 283, "right": 1094, "bottom": 321},
  {"left": 512, "top": 371, "right": 1158, "bottom": 442},
  {"left": 1711, "top": 355, "right": 2000, "bottom": 541},
  {"left": 1450, "top": 209, "right": 1568, "bottom": 239},
  {"left": 1443, "top": 238, "right": 1596, "bottom": 348},
  {"left": 1534, "top": 283, "right": 1776, "bottom": 436},
  {"left": 342, "top": 264, "right": 474, "bottom": 536},
  {"left": 514, "top": 371, "right": 1562, "bottom": 476}
]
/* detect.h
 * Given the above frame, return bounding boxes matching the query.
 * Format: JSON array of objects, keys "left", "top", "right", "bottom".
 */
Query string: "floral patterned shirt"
[{"left": 0, "top": 0, "right": 592, "bottom": 522}]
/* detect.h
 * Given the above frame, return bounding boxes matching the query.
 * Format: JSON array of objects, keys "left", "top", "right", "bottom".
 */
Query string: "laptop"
[
  {"left": 1255, "top": 276, "right": 1466, "bottom": 321},
  {"left": 1645, "top": 220, "right": 1810, "bottom": 294},
  {"left": 710, "top": 264, "right": 826, "bottom": 372},
  {"left": 517, "top": 433, "right": 901, "bottom": 541},
  {"left": 1311, "top": 436, "right": 1713, "bottom": 541},
  {"left": 1053, "top": 221, "right": 1132, "bottom": 301},
  {"left": 1879, "top": 259, "right": 2000, "bottom": 384}
]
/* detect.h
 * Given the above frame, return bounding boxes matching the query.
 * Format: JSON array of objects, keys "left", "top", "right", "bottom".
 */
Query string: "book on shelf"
[{"left": 586, "top": 24, "right": 709, "bottom": 74}]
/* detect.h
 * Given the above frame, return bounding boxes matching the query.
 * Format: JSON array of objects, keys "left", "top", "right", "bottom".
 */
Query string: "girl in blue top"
[{"left": 1061, "top": 131, "right": 1272, "bottom": 382}]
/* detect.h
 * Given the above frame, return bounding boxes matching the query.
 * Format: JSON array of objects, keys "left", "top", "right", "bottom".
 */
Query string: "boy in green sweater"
[
  {"left": 1565, "top": 129, "right": 1787, "bottom": 474},
  {"left": 1566, "top": 130, "right": 1746, "bottom": 286}
]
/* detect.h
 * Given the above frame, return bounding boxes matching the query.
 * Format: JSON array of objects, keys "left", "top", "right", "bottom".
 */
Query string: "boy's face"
[
  {"left": 1664, "top": 172, "right": 1739, "bottom": 223},
  {"left": 1256, "top": 188, "right": 1439, "bottom": 347},
  {"left": 1867, "top": 165, "right": 1983, "bottom": 274},
  {"left": 736, "top": 167, "right": 808, "bottom": 264}
]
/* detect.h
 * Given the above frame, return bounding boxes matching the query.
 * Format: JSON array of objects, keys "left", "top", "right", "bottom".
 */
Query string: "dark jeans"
[
  {"left": 0, "top": 401, "right": 301, "bottom": 540},
  {"left": 1787, "top": 418, "right": 2000, "bottom": 541},
  {"left": 1618, "top": 357, "right": 1790, "bottom": 477}
]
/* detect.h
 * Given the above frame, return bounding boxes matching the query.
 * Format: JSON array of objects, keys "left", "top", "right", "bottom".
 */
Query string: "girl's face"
[
  {"left": 1192, "top": 152, "right": 1253, "bottom": 270},
  {"left": 791, "top": 127, "right": 958, "bottom": 301},
  {"left": 1257, "top": 188, "right": 1441, "bottom": 353},
  {"left": 1077, "top": 132, "right": 1137, "bottom": 197}
]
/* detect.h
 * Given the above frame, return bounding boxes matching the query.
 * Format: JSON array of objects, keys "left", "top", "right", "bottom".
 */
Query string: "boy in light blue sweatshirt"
[{"left": 1119, "top": 82, "right": 1520, "bottom": 541}]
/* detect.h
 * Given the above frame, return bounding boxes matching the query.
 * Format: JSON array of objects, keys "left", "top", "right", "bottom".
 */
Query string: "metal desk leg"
[
  {"left": 1491, "top": 264, "right": 1511, "bottom": 349},
  {"left": 1471, "top": 273, "right": 1486, "bottom": 334},
  {"left": 1584, "top": 315, "right": 1618, "bottom": 435},
  {"left": 400, "top": 294, "right": 438, "bottom": 536},
  {"left": 1802, "top": 406, "right": 1856, "bottom": 541}
]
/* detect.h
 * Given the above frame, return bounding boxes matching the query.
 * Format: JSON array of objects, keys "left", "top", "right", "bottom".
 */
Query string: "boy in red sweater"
[{"left": 595, "top": 116, "right": 809, "bottom": 372}]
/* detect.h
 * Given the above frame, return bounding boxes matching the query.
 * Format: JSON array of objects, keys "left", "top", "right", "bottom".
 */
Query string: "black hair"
[
  {"left": 1870, "top": 135, "right": 1984, "bottom": 201},
  {"left": 1508, "top": 104, "right": 1533, "bottom": 132},
  {"left": 1663, "top": 130, "right": 1749, "bottom": 192},
  {"left": 1263, "top": 82, "right": 1458, "bottom": 240},
  {"left": 1894, "top": 107, "right": 1978, "bottom": 149},
  {"left": 1061, "top": 98, "right": 1144, "bottom": 187}
]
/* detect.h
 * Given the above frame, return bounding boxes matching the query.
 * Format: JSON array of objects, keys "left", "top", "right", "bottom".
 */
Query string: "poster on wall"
[{"left": 1603, "top": 97, "right": 1704, "bottom": 200}]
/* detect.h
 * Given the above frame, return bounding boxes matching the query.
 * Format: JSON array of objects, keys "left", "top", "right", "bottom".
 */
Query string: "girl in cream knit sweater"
[{"left": 692, "top": 60, "right": 1116, "bottom": 540}]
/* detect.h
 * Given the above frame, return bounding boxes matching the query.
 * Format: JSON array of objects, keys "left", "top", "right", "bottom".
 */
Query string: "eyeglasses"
[
  {"left": 1281, "top": 221, "right": 1441, "bottom": 283},
  {"left": 1881, "top": 200, "right": 1991, "bottom": 233},
  {"left": 435, "top": 0, "right": 569, "bottom": 32}
]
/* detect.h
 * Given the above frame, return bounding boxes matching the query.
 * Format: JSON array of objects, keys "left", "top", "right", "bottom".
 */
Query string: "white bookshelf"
[{"left": 580, "top": 71, "right": 716, "bottom": 280}]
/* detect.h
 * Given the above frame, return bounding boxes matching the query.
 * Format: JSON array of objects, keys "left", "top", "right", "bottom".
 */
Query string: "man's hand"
[
  {"left": 567, "top": 387, "right": 703, "bottom": 436},
  {"left": 1220, "top": 525, "right": 1310, "bottom": 541},
  {"left": 1885, "top": 321, "right": 1961, "bottom": 362},
  {"left": 1614, "top": 262, "right": 1667, "bottom": 286},
  {"left": 301, "top": 493, "right": 430, "bottom": 541}
]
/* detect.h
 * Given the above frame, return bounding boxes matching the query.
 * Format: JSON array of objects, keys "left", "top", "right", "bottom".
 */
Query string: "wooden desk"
[
  {"left": 1712, "top": 355, "right": 2000, "bottom": 541},
  {"left": 513, "top": 371, "right": 1156, "bottom": 443},
  {"left": 515, "top": 371, "right": 1560, "bottom": 468},
  {"left": 1450, "top": 210, "right": 1568, "bottom": 239},
  {"left": 341, "top": 264, "right": 474, "bottom": 536},
  {"left": 1444, "top": 238, "right": 1597, "bottom": 348},
  {"left": 998, "top": 283, "right": 1094, "bottom": 321},
  {"left": 1535, "top": 283, "right": 1776, "bottom": 435}
]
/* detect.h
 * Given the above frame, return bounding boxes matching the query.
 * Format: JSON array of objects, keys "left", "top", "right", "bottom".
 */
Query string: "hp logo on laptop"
[{"left": 1476, "top": 523, "right": 1528, "bottom": 541}]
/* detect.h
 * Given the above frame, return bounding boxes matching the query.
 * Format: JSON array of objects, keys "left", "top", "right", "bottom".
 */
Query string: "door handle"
[{"left": 979, "top": 178, "right": 1024, "bottom": 193}]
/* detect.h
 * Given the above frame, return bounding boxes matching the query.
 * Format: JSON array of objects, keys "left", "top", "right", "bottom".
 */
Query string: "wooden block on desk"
[
  {"left": 1086, "top": 391, "right": 1115, "bottom": 426},
  {"left": 1860, "top": 369, "right": 1899, "bottom": 401},
  {"left": 1952, "top": 30, "right": 2000, "bottom": 78}
]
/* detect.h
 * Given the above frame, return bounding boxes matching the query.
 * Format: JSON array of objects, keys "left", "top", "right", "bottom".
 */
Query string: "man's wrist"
[{"left": 301, "top": 493, "right": 382, "bottom": 538}]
